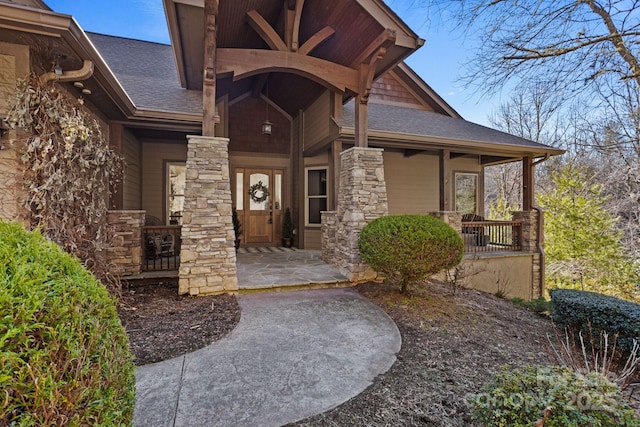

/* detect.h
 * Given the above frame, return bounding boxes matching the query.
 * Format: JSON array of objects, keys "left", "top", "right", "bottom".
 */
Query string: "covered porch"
[
  {"left": 108, "top": 206, "right": 536, "bottom": 291},
  {"left": 116, "top": 237, "right": 350, "bottom": 291}
]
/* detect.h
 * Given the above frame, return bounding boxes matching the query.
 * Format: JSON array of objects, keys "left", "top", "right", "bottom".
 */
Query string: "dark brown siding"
[{"left": 229, "top": 97, "right": 291, "bottom": 154}]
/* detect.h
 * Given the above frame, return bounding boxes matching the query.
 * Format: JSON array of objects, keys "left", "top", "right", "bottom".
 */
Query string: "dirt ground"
[{"left": 117, "top": 280, "right": 636, "bottom": 425}]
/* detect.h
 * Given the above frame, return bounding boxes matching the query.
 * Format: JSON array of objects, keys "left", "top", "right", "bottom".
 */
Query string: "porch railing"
[
  {"left": 142, "top": 225, "right": 181, "bottom": 271},
  {"left": 461, "top": 220, "right": 523, "bottom": 253}
]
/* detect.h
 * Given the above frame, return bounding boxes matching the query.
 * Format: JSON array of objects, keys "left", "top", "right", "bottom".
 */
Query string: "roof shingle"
[
  {"left": 88, "top": 33, "right": 202, "bottom": 115},
  {"left": 342, "top": 101, "right": 560, "bottom": 152}
]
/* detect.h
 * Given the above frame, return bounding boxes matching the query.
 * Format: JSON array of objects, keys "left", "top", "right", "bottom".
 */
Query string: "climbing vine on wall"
[{"left": 5, "top": 73, "right": 124, "bottom": 291}]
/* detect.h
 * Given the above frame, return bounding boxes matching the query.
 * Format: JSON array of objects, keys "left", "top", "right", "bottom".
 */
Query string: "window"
[
  {"left": 306, "top": 167, "right": 328, "bottom": 226},
  {"left": 167, "top": 162, "right": 186, "bottom": 224},
  {"left": 455, "top": 172, "right": 478, "bottom": 214}
]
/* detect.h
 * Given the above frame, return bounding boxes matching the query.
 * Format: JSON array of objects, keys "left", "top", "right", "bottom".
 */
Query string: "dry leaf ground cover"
[
  {"left": 290, "top": 281, "right": 555, "bottom": 426},
  {"left": 118, "top": 279, "right": 559, "bottom": 425}
]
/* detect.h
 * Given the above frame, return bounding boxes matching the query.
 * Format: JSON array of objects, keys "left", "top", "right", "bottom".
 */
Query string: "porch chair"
[
  {"left": 146, "top": 233, "right": 175, "bottom": 259},
  {"left": 461, "top": 213, "right": 488, "bottom": 246}
]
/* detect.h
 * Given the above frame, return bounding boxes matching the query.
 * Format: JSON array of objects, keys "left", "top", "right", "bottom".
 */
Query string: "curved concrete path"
[{"left": 134, "top": 288, "right": 401, "bottom": 427}]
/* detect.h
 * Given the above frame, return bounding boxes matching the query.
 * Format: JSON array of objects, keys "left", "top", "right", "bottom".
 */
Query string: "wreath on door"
[{"left": 248, "top": 180, "right": 269, "bottom": 203}]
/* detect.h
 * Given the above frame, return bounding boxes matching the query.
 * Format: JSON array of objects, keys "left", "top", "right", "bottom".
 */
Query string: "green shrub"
[
  {"left": 0, "top": 222, "right": 136, "bottom": 426},
  {"left": 469, "top": 365, "right": 638, "bottom": 426},
  {"left": 358, "top": 215, "right": 464, "bottom": 293},
  {"left": 511, "top": 296, "right": 551, "bottom": 314},
  {"left": 550, "top": 288, "right": 640, "bottom": 354}
]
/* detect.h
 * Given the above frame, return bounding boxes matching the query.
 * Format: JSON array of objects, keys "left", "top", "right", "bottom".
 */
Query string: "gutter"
[
  {"left": 339, "top": 126, "right": 565, "bottom": 158},
  {"left": 530, "top": 154, "right": 552, "bottom": 299},
  {"left": 40, "top": 59, "right": 94, "bottom": 85}
]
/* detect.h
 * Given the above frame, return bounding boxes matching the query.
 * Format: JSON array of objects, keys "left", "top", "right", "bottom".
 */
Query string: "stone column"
[
  {"left": 532, "top": 253, "right": 542, "bottom": 299},
  {"left": 321, "top": 211, "right": 337, "bottom": 264},
  {"left": 513, "top": 210, "right": 543, "bottom": 299},
  {"left": 512, "top": 210, "right": 539, "bottom": 252},
  {"left": 178, "top": 135, "right": 238, "bottom": 296},
  {"left": 107, "top": 210, "right": 145, "bottom": 277},
  {"left": 333, "top": 147, "right": 388, "bottom": 282},
  {"left": 428, "top": 211, "right": 462, "bottom": 234}
]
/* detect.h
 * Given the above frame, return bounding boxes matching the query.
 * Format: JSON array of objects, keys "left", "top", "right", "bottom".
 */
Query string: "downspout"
[
  {"left": 531, "top": 154, "right": 550, "bottom": 299},
  {"left": 39, "top": 59, "right": 94, "bottom": 85}
]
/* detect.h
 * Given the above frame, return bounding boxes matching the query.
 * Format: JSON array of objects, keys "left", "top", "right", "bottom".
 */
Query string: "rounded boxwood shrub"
[
  {"left": 358, "top": 215, "right": 464, "bottom": 293},
  {"left": 0, "top": 222, "right": 136, "bottom": 425},
  {"left": 469, "top": 365, "right": 639, "bottom": 426},
  {"left": 551, "top": 289, "right": 640, "bottom": 355}
]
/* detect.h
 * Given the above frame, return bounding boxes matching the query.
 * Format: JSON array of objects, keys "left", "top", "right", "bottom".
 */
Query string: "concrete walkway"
[
  {"left": 236, "top": 249, "right": 349, "bottom": 290},
  {"left": 134, "top": 288, "right": 401, "bottom": 427}
]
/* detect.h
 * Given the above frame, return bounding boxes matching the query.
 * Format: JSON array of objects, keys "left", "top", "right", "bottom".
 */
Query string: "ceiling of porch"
[{"left": 165, "top": 0, "right": 422, "bottom": 116}]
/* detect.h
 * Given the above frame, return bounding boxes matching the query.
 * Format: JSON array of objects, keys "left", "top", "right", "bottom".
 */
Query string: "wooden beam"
[
  {"left": 330, "top": 90, "right": 343, "bottom": 120},
  {"left": 404, "top": 149, "right": 424, "bottom": 157},
  {"left": 360, "top": 47, "right": 385, "bottom": 102},
  {"left": 349, "top": 28, "right": 396, "bottom": 68},
  {"left": 217, "top": 48, "right": 360, "bottom": 93},
  {"left": 299, "top": 26, "right": 335, "bottom": 56},
  {"left": 202, "top": 0, "right": 219, "bottom": 137},
  {"left": 439, "top": 149, "right": 451, "bottom": 211},
  {"left": 246, "top": 10, "right": 287, "bottom": 52},
  {"left": 354, "top": 94, "right": 368, "bottom": 147},
  {"left": 284, "top": 7, "right": 295, "bottom": 50},
  {"left": 296, "top": 111, "right": 306, "bottom": 248},
  {"left": 481, "top": 155, "right": 515, "bottom": 165},
  {"left": 291, "top": 0, "right": 304, "bottom": 51},
  {"left": 251, "top": 73, "right": 269, "bottom": 98},
  {"left": 523, "top": 156, "right": 534, "bottom": 211}
]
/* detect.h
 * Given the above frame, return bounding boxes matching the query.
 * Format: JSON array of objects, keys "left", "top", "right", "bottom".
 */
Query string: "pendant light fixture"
[{"left": 261, "top": 79, "right": 272, "bottom": 135}]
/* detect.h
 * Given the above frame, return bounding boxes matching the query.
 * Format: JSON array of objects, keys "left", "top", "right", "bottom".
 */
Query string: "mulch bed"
[
  {"left": 117, "top": 280, "right": 240, "bottom": 365},
  {"left": 289, "top": 281, "right": 555, "bottom": 426},
  {"left": 117, "top": 279, "right": 639, "bottom": 425}
]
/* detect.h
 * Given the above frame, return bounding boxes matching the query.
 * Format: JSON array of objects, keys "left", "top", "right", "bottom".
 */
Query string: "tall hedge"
[
  {"left": 0, "top": 222, "right": 136, "bottom": 426},
  {"left": 551, "top": 288, "right": 640, "bottom": 354},
  {"left": 358, "top": 215, "right": 464, "bottom": 293}
]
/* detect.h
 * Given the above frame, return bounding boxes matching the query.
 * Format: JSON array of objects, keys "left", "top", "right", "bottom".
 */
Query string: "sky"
[{"left": 44, "top": 0, "right": 497, "bottom": 125}]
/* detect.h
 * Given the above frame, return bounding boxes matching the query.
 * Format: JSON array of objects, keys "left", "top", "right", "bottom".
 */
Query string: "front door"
[{"left": 234, "top": 168, "right": 284, "bottom": 245}]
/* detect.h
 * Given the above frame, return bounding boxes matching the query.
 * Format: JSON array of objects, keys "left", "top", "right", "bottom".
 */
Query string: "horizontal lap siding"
[
  {"left": 451, "top": 156, "right": 480, "bottom": 172},
  {"left": 383, "top": 151, "right": 439, "bottom": 215},
  {"left": 123, "top": 129, "right": 141, "bottom": 210},
  {"left": 0, "top": 44, "right": 28, "bottom": 221},
  {"left": 305, "top": 229, "right": 321, "bottom": 249},
  {"left": 303, "top": 90, "right": 330, "bottom": 152}
]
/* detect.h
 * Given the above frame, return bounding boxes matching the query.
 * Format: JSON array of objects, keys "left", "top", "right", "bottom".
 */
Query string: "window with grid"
[{"left": 305, "top": 167, "right": 328, "bottom": 226}]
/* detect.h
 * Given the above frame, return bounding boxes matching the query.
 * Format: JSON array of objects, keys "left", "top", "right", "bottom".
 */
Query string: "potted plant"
[
  {"left": 232, "top": 207, "right": 242, "bottom": 250},
  {"left": 282, "top": 207, "right": 294, "bottom": 248}
]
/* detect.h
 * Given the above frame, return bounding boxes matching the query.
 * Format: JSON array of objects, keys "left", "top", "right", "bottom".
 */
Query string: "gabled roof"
[
  {"left": 392, "top": 63, "right": 461, "bottom": 119},
  {"left": 340, "top": 101, "right": 564, "bottom": 158},
  {"left": 88, "top": 33, "right": 202, "bottom": 116},
  {"left": 163, "top": 0, "right": 424, "bottom": 115},
  {"left": 165, "top": 0, "right": 423, "bottom": 90}
]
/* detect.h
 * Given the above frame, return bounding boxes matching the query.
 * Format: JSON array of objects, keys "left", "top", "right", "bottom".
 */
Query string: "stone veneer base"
[
  {"left": 178, "top": 136, "right": 238, "bottom": 295},
  {"left": 330, "top": 147, "right": 389, "bottom": 282}
]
